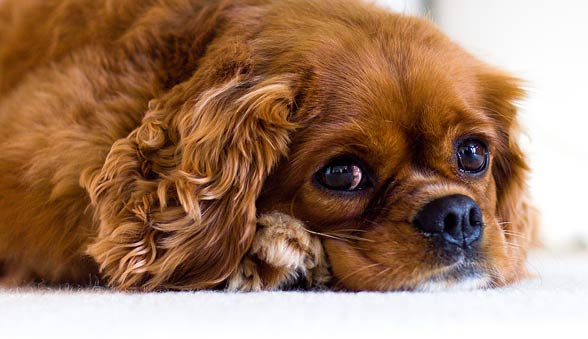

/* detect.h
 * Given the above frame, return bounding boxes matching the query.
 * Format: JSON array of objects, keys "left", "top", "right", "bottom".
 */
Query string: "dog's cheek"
[
  {"left": 294, "top": 186, "right": 372, "bottom": 227},
  {"left": 322, "top": 238, "right": 383, "bottom": 291},
  {"left": 477, "top": 215, "right": 511, "bottom": 285},
  {"left": 323, "top": 223, "right": 433, "bottom": 291}
]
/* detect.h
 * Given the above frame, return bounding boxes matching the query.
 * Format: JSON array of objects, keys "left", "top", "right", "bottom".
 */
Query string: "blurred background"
[{"left": 376, "top": 0, "right": 588, "bottom": 250}]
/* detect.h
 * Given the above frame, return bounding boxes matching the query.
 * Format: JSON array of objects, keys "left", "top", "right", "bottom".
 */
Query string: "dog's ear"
[
  {"left": 82, "top": 72, "right": 299, "bottom": 290},
  {"left": 477, "top": 70, "right": 538, "bottom": 251}
]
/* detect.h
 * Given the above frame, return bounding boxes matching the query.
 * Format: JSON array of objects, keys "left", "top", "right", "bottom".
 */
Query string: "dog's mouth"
[
  {"left": 324, "top": 234, "right": 495, "bottom": 291},
  {"left": 390, "top": 253, "right": 493, "bottom": 292},
  {"left": 412, "top": 259, "right": 492, "bottom": 292}
]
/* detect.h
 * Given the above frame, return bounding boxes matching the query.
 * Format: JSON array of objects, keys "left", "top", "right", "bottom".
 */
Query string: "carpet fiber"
[{"left": 1, "top": 250, "right": 586, "bottom": 339}]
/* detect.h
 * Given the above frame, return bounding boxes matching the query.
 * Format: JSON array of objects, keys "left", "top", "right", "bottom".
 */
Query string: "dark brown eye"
[
  {"left": 457, "top": 139, "right": 489, "bottom": 173},
  {"left": 316, "top": 159, "right": 367, "bottom": 191}
]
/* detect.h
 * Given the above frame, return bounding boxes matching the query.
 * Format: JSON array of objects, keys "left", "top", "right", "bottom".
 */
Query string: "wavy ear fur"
[
  {"left": 83, "top": 73, "right": 298, "bottom": 290},
  {"left": 478, "top": 70, "right": 539, "bottom": 254}
]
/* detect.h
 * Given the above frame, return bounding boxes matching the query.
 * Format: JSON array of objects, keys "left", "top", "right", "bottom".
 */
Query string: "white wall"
[
  {"left": 377, "top": 0, "right": 588, "bottom": 249},
  {"left": 374, "top": 0, "right": 426, "bottom": 15}
]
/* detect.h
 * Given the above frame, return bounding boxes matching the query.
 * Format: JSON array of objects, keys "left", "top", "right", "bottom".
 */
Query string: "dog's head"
[{"left": 87, "top": 0, "right": 535, "bottom": 290}]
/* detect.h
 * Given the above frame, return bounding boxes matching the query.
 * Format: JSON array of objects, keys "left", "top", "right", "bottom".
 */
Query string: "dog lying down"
[{"left": 0, "top": 0, "right": 538, "bottom": 291}]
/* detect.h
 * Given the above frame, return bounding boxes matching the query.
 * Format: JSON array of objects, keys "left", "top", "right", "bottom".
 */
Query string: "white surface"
[
  {"left": 1, "top": 251, "right": 587, "bottom": 339},
  {"left": 430, "top": 0, "right": 588, "bottom": 249}
]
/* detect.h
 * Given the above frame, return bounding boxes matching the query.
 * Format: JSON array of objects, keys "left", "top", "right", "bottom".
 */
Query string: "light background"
[{"left": 376, "top": 0, "right": 588, "bottom": 249}]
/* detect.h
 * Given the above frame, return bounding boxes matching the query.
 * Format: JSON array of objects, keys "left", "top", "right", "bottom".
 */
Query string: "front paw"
[{"left": 226, "top": 212, "right": 330, "bottom": 291}]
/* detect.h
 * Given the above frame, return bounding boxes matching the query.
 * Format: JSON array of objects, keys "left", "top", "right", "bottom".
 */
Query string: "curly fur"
[
  {"left": 227, "top": 212, "right": 330, "bottom": 291},
  {"left": 0, "top": 0, "right": 537, "bottom": 291}
]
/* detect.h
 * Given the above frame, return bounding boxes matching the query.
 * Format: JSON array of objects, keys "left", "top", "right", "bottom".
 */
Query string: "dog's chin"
[
  {"left": 399, "top": 259, "right": 493, "bottom": 292},
  {"left": 414, "top": 275, "right": 491, "bottom": 292},
  {"left": 325, "top": 239, "right": 493, "bottom": 292},
  {"left": 412, "top": 262, "right": 492, "bottom": 292}
]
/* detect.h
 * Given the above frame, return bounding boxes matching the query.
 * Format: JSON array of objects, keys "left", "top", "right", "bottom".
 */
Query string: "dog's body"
[{"left": 0, "top": 0, "right": 536, "bottom": 291}]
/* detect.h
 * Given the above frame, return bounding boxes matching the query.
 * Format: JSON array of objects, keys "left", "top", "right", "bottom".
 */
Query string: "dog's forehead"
[
  {"left": 311, "top": 16, "right": 485, "bottom": 126},
  {"left": 291, "top": 13, "right": 498, "bottom": 170},
  {"left": 315, "top": 40, "right": 484, "bottom": 139}
]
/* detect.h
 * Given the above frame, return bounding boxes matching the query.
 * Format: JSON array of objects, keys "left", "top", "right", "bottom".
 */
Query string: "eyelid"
[
  {"left": 454, "top": 136, "right": 492, "bottom": 157},
  {"left": 456, "top": 134, "right": 488, "bottom": 145},
  {"left": 316, "top": 154, "right": 374, "bottom": 176}
]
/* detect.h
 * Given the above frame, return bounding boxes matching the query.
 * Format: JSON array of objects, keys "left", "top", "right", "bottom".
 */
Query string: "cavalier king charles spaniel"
[{"left": 0, "top": 0, "right": 537, "bottom": 291}]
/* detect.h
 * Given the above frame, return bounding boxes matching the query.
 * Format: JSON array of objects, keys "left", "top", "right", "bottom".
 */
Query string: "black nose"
[{"left": 413, "top": 194, "right": 483, "bottom": 248}]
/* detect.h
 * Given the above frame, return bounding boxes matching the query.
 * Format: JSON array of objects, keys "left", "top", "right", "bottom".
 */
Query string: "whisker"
[
  {"left": 335, "top": 262, "right": 382, "bottom": 287},
  {"left": 503, "top": 232, "right": 530, "bottom": 242},
  {"left": 360, "top": 218, "right": 381, "bottom": 227},
  {"left": 503, "top": 241, "right": 524, "bottom": 249},
  {"left": 503, "top": 230, "right": 527, "bottom": 236},
  {"left": 302, "top": 228, "right": 349, "bottom": 242},
  {"left": 329, "top": 234, "right": 375, "bottom": 243},
  {"left": 485, "top": 264, "right": 505, "bottom": 288},
  {"left": 334, "top": 229, "right": 370, "bottom": 233},
  {"left": 301, "top": 229, "right": 367, "bottom": 250},
  {"left": 368, "top": 266, "right": 394, "bottom": 289}
]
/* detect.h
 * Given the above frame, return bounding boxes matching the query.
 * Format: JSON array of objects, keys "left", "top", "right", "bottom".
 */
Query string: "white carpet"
[{"left": 1, "top": 250, "right": 587, "bottom": 339}]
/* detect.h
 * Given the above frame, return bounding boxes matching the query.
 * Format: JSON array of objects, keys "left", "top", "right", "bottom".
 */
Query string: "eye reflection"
[
  {"left": 316, "top": 158, "right": 368, "bottom": 191},
  {"left": 457, "top": 139, "right": 489, "bottom": 173}
]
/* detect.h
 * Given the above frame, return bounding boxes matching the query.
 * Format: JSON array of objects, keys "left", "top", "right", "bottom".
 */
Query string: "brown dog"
[{"left": 0, "top": 0, "right": 537, "bottom": 291}]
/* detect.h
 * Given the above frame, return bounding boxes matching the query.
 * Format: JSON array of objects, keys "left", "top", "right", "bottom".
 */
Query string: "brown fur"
[
  {"left": 227, "top": 212, "right": 330, "bottom": 291},
  {"left": 0, "top": 0, "right": 536, "bottom": 291}
]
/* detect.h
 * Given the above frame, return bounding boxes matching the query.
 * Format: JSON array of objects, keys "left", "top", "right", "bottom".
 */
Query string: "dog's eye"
[
  {"left": 457, "top": 139, "right": 489, "bottom": 173},
  {"left": 316, "top": 159, "right": 367, "bottom": 191}
]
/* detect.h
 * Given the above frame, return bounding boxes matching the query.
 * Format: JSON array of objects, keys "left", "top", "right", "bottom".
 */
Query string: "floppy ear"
[
  {"left": 478, "top": 70, "right": 538, "bottom": 251},
  {"left": 82, "top": 73, "right": 298, "bottom": 290}
]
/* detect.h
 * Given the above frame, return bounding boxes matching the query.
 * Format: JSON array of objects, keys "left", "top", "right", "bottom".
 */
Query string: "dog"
[{"left": 0, "top": 0, "right": 537, "bottom": 291}]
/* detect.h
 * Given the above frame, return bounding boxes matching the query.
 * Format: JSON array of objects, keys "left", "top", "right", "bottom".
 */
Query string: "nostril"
[
  {"left": 443, "top": 213, "right": 459, "bottom": 234},
  {"left": 441, "top": 211, "right": 463, "bottom": 246},
  {"left": 464, "top": 205, "right": 484, "bottom": 246},
  {"left": 468, "top": 207, "right": 481, "bottom": 226}
]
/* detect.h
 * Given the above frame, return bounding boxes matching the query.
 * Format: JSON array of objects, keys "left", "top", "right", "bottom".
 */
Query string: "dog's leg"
[{"left": 226, "top": 212, "right": 330, "bottom": 291}]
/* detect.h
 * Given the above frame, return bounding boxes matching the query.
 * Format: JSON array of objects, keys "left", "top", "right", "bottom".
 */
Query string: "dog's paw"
[{"left": 226, "top": 212, "right": 330, "bottom": 291}]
